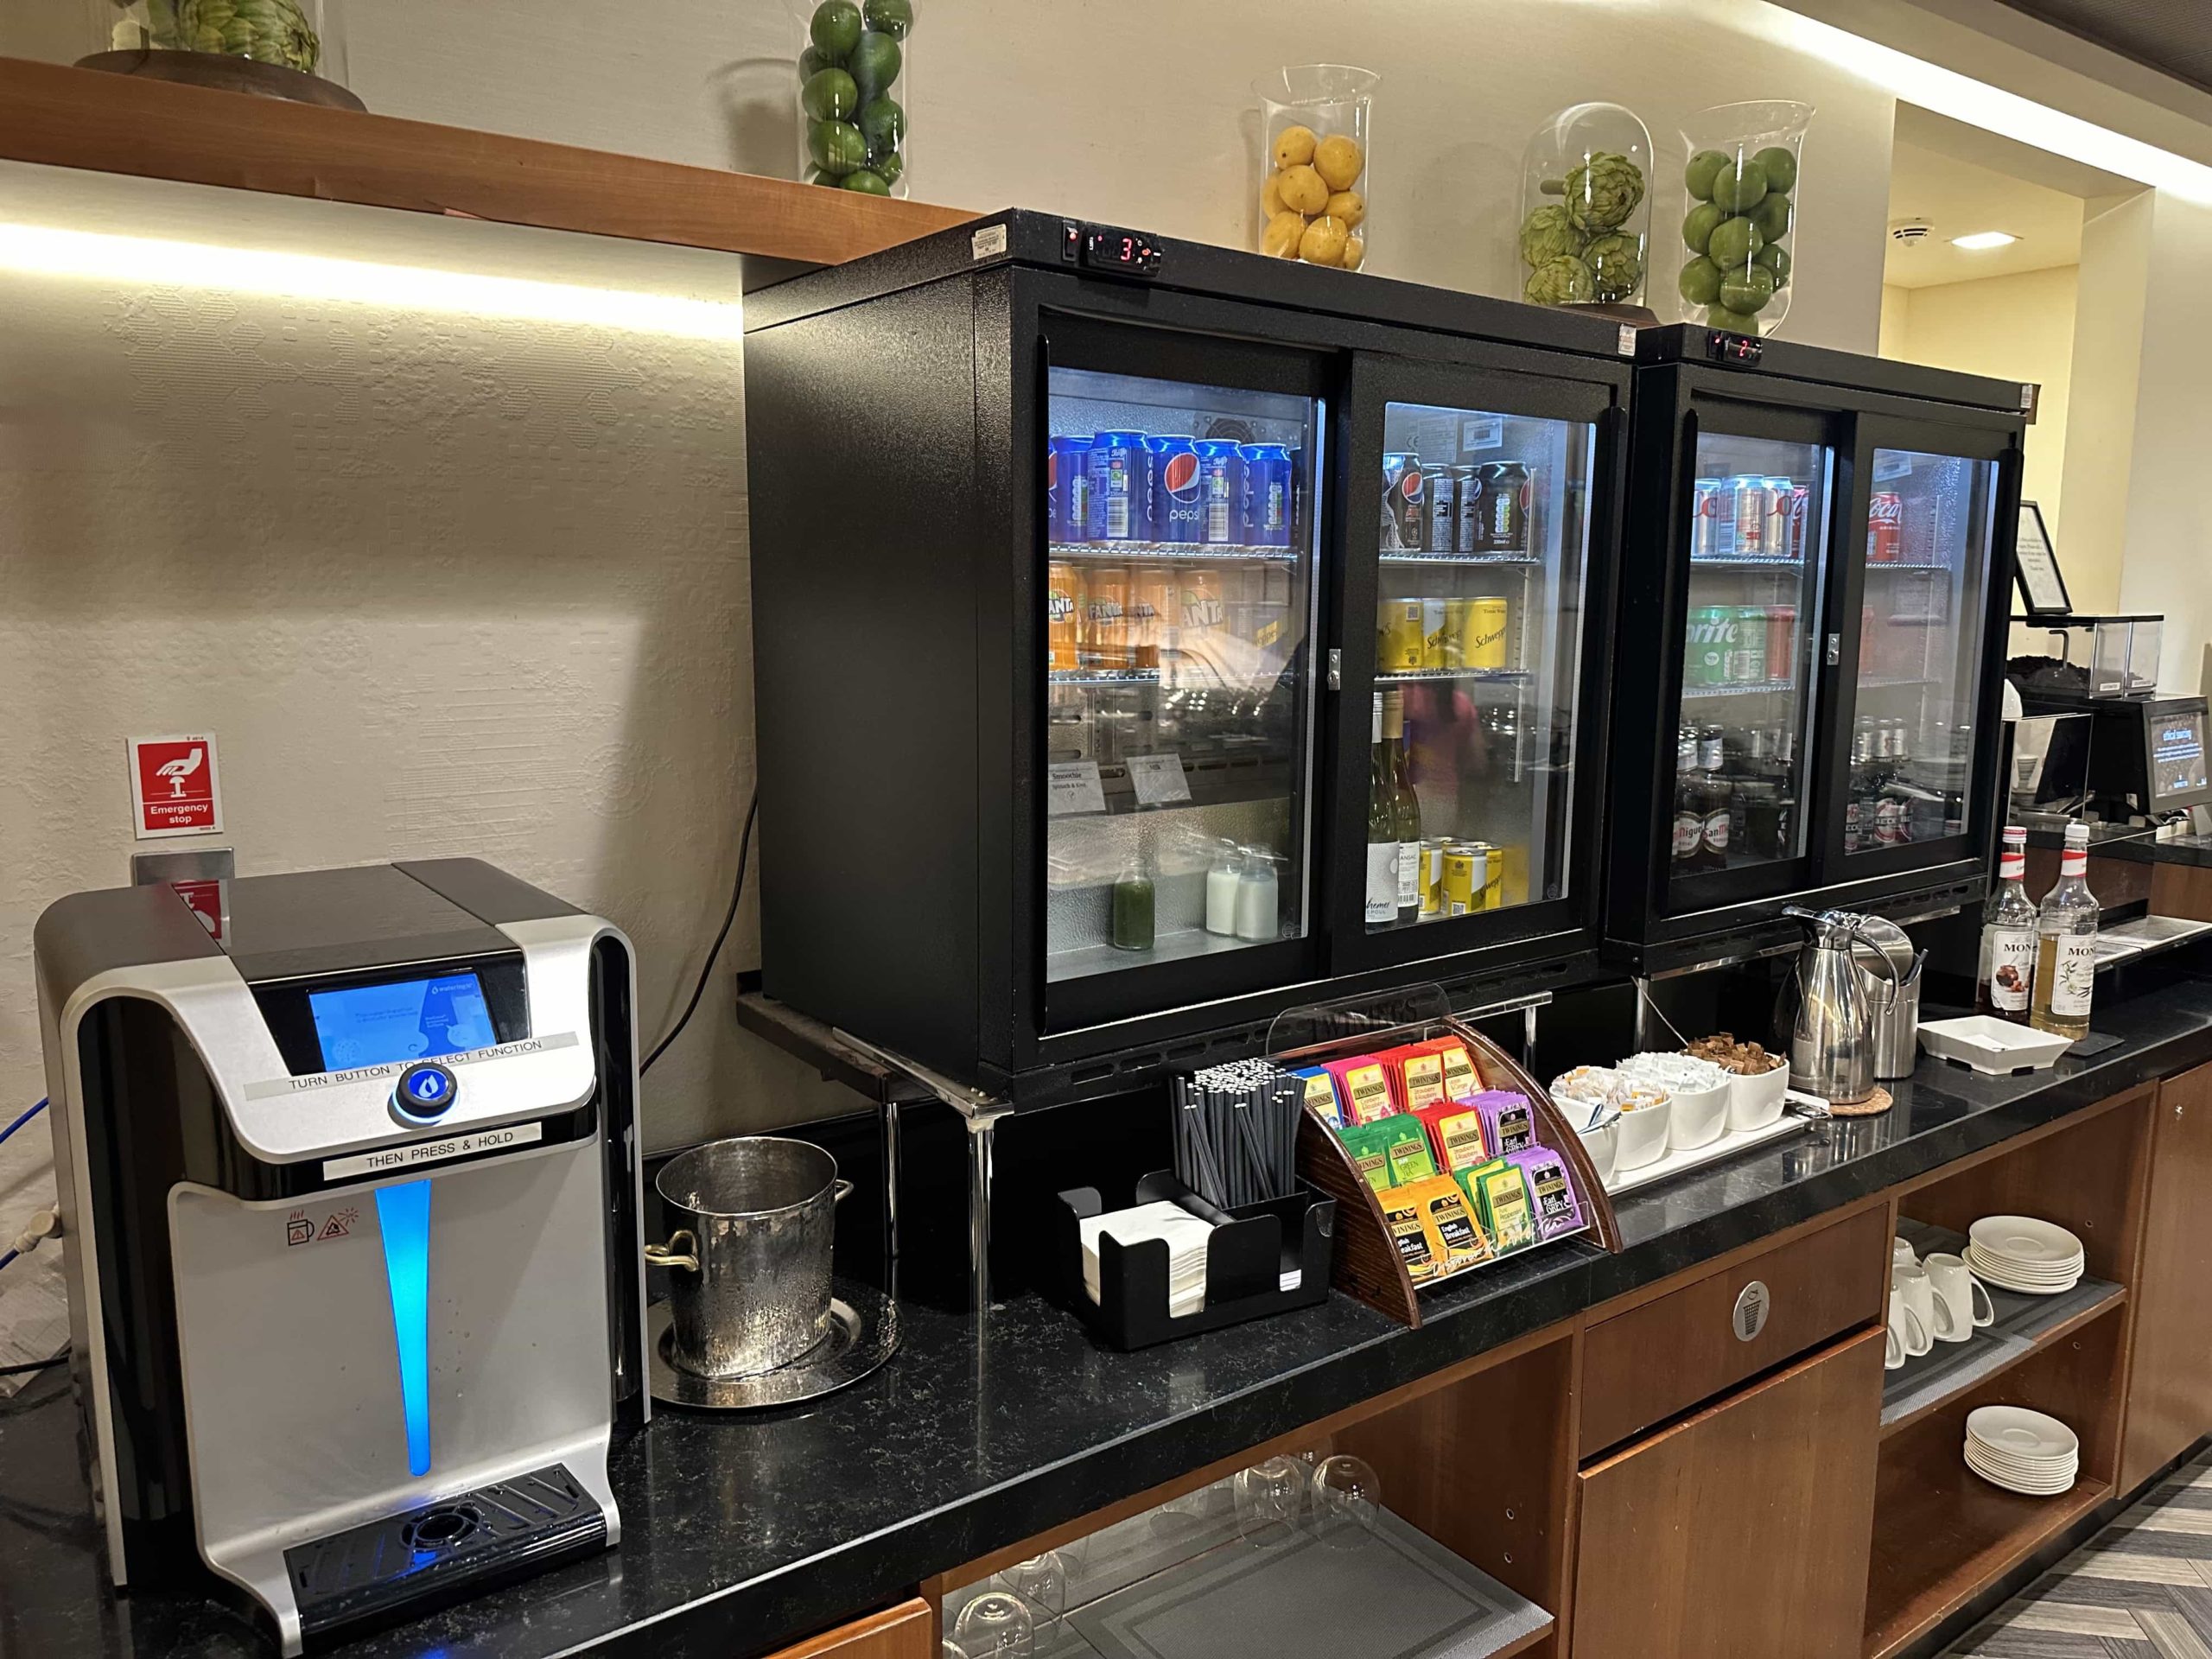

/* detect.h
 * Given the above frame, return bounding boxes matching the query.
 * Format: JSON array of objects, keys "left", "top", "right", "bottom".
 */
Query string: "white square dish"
[{"left": 1916, "top": 1015, "right": 2072, "bottom": 1075}]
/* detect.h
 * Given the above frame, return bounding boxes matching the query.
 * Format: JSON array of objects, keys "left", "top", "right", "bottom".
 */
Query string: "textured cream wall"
[
  {"left": 0, "top": 0, "right": 1907, "bottom": 1166},
  {"left": 2056, "top": 191, "right": 2153, "bottom": 620},
  {"left": 331, "top": 0, "right": 1897, "bottom": 350},
  {"left": 0, "top": 174, "right": 850, "bottom": 1154},
  {"left": 1883, "top": 264, "right": 2078, "bottom": 538},
  {"left": 2117, "top": 191, "right": 2212, "bottom": 696}
]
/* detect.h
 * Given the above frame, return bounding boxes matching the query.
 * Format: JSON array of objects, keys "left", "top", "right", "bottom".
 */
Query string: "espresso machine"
[
  {"left": 33, "top": 860, "right": 647, "bottom": 1655},
  {"left": 2012, "top": 613, "right": 2212, "bottom": 833}
]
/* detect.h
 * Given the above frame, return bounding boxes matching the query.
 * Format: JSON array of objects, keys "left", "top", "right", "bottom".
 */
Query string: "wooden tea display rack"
[{"left": 1281, "top": 1016, "right": 1623, "bottom": 1327}]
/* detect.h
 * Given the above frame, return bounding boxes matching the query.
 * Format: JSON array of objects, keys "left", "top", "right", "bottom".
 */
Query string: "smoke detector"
[{"left": 1890, "top": 219, "right": 1935, "bottom": 248}]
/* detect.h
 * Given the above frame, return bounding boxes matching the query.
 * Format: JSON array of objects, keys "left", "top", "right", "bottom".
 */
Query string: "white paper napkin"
[{"left": 1083, "top": 1201, "right": 1215, "bottom": 1316}]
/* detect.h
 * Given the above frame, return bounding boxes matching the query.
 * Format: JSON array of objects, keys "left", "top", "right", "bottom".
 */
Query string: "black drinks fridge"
[
  {"left": 744, "top": 211, "right": 1635, "bottom": 1105},
  {"left": 1605, "top": 326, "right": 2028, "bottom": 970}
]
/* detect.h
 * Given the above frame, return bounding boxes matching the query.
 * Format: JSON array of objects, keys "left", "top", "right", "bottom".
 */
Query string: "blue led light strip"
[{"left": 375, "top": 1179, "right": 433, "bottom": 1478}]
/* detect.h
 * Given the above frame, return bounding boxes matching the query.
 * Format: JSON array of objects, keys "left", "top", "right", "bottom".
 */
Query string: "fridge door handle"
[{"left": 1328, "top": 647, "right": 1342, "bottom": 690}]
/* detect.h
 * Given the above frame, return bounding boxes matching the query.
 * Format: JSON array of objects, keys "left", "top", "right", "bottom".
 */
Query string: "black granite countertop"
[{"left": 9, "top": 976, "right": 2212, "bottom": 1659}]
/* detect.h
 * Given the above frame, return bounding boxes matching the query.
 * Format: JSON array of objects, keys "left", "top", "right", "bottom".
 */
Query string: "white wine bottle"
[
  {"left": 2031, "top": 822, "right": 2099, "bottom": 1039},
  {"left": 1366, "top": 692, "right": 1398, "bottom": 925},
  {"left": 1383, "top": 689, "right": 1422, "bottom": 923}
]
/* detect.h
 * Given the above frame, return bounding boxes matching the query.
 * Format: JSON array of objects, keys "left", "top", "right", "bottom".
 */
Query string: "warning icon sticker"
[
  {"left": 286, "top": 1211, "right": 313, "bottom": 1247},
  {"left": 317, "top": 1208, "right": 359, "bottom": 1242}
]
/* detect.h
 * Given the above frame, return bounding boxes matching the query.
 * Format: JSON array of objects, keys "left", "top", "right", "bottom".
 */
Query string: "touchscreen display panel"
[
  {"left": 2153, "top": 712, "right": 2209, "bottom": 801},
  {"left": 309, "top": 972, "right": 497, "bottom": 1071}
]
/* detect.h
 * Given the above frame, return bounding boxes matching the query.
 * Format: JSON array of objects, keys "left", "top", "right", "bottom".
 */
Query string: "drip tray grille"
[{"left": 284, "top": 1463, "right": 607, "bottom": 1643}]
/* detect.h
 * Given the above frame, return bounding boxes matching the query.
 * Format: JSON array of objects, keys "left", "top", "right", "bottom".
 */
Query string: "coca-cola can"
[
  {"left": 1868, "top": 492, "right": 1903, "bottom": 563},
  {"left": 1765, "top": 603, "right": 1796, "bottom": 677}
]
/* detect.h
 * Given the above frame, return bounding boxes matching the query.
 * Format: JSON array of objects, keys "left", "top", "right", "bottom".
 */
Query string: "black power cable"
[{"left": 641, "top": 788, "right": 760, "bottom": 1076}]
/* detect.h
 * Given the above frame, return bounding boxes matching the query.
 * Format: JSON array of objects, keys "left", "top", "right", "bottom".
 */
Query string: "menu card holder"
[
  {"left": 1281, "top": 1015, "right": 1625, "bottom": 1330},
  {"left": 1054, "top": 1173, "right": 1335, "bottom": 1351}
]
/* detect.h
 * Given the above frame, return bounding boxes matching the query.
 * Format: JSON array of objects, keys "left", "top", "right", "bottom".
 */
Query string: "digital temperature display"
[{"left": 1079, "top": 225, "right": 1162, "bottom": 278}]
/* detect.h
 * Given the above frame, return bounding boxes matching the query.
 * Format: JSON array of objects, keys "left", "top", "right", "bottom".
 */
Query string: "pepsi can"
[
  {"left": 1381, "top": 452, "right": 1423, "bottom": 552},
  {"left": 1195, "top": 439, "right": 1244, "bottom": 546},
  {"left": 1047, "top": 435, "right": 1090, "bottom": 545},
  {"left": 1086, "top": 431, "right": 1145, "bottom": 542},
  {"left": 1240, "top": 442, "right": 1292, "bottom": 547},
  {"left": 1146, "top": 435, "right": 1201, "bottom": 543}
]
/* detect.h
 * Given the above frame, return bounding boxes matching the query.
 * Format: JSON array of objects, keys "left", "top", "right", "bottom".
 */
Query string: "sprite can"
[
  {"left": 1687, "top": 606, "right": 1736, "bottom": 686},
  {"left": 1727, "top": 606, "right": 1769, "bottom": 684}
]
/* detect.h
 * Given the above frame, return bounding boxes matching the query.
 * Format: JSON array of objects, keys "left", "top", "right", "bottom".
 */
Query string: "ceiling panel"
[
  {"left": 1885, "top": 139, "right": 2085, "bottom": 288},
  {"left": 1994, "top": 0, "right": 2212, "bottom": 96}
]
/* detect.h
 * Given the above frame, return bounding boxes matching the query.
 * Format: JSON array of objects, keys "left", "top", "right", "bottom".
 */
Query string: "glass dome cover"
[{"left": 1516, "top": 102, "right": 1655, "bottom": 309}]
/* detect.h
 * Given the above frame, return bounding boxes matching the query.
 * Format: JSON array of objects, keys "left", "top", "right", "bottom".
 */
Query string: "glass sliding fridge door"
[
  {"left": 1364, "top": 399, "right": 1598, "bottom": 930},
  {"left": 1042, "top": 361, "right": 1321, "bottom": 989},
  {"left": 1662, "top": 421, "right": 1835, "bottom": 901},
  {"left": 1837, "top": 435, "right": 2003, "bottom": 861}
]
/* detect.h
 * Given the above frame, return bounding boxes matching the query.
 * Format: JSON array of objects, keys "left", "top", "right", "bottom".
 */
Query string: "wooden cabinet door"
[
  {"left": 1570, "top": 1328, "right": 1884, "bottom": 1659},
  {"left": 766, "top": 1599, "right": 933, "bottom": 1659},
  {"left": 2123, "top": 1061, "right": 2212, "bottom": 1493}
]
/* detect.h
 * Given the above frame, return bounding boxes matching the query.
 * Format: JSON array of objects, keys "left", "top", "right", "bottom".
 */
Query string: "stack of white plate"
[
  {"left": 1966, "top": 1216, "right": 2085, "bottom": 1295},
  {"left": 1964, "top": 1406, "right": 2079, "bottom": 1495}
]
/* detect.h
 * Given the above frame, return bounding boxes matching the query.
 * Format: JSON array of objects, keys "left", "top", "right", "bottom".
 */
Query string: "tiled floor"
[{"left": 1948, "top": 1446, "right": 2212, "bottom": 1657}]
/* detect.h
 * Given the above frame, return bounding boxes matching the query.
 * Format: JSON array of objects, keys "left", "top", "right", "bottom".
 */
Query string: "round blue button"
[{"left": 395, "top": 1062, "right": 457, "bottom": 1119}]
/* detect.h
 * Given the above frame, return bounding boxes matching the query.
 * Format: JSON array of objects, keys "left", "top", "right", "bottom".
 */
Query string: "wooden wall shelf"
[{"left": 0, "top": 55, "right": 974, "bottom": 268}]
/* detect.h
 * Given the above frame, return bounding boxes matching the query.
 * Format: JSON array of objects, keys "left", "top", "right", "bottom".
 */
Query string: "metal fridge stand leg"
[{"left": 832, "top": 1030, "right": 1012, "bottom": 1316}]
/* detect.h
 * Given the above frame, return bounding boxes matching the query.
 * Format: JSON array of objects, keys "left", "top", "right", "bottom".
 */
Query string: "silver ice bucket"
[{"left": 645, "top": 1136, "right": 851, "bottom": 1379}]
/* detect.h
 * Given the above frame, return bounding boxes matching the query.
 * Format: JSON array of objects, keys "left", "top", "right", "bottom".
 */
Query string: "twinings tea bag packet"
[
  {"left": 1379, "top": 1043, "right": 1447, "bottom": 1113},
  {"left": 1506, "top": 1146, "right": 1585, "bottom": 1241},
  {"left": 1336, "top": 1121, "right": 1395, "bottom": 1192},
  {"left": 1379, "top": 1185, "right": 1445, "bottom": 1282},
  {"left": 1471, "top": 1159, "right": 1537, "bottom": 1252},
  {"left": 1472, "top": 1090, "right": 1538, "bottom": 1156},
  {"left": 1400, "top": 1173, "right": 1491, "bottom": 1274},
  {"left": 1376, "top": 1114, "right": 1438, "bottom": 1185},
  {"left": 1412, "top": 1098, "right": 1490, "bottom": 1173},
  {"left": 1292, "top": 1065, "right": 1344, "bottom": 1128},
  {"left": 1326, "top": 1056, "right": 1396, "bottom": 1126},
  {"left": 1419, "top": 1036, "right": 1482, "bottom": 1102}
]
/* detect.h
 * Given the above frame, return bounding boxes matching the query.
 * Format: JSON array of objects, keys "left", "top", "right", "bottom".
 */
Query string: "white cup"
[
  {"left": 1923, "top": 1253, "right": 1995, "bottom": 1340},
  {"left": 1885, "top": 1282, "right": 1937, "bottom": 1362},
  {"left": 1886, "top": 1289, "right": 1931, "bottom": 1367},
  {"left": 1894, "top": 1262, "right": 1960, "bottom": 1344},
  {"left": 1893, "top": 1236, "right": 1918, "bottom": 1270}
]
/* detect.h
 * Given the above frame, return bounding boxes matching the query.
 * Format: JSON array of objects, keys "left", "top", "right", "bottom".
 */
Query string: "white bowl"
[
  {"left": 1726, "top": 1062, "right": 1790, "bottom": 1132},
  {"left": 1576, "top": 1118, "right": 1620, "bottom": 1185},
  {"left": 1668, "top": 1079, "right": 1732, "bottom": 1151},
  {"left": 1614, "top": 1098, "right": 1674, "bottom": 1171}
]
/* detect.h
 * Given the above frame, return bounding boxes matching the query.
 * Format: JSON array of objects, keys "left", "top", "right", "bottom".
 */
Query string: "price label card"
[
  {"left": 1462, "top": 416, "right": 1504, "bottom": 452},
  {"left": 1047, "top": 760, "right": 1107, "bottom": 817},
  {"left": 1126, "top": 751, "right": 1192, "bottom": 806}
]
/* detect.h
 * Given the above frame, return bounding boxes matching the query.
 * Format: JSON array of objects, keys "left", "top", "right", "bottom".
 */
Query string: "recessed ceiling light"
[{"left": 1951, "top": 231, "right": 2020, "bottom": 251}]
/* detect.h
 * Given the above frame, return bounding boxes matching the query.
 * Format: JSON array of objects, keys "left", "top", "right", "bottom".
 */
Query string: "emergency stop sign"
[{"left": 128, "top": 734, "right": 224, "bottom": 839}]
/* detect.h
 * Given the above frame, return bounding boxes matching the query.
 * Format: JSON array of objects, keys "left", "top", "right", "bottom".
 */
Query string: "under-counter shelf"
[
  {"left": 944, "top": 1490, "right": 1553, "bottom": 1659},
  {"left": 1882, "top": 1218, "right": 2127, "bottom": 1438}
]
